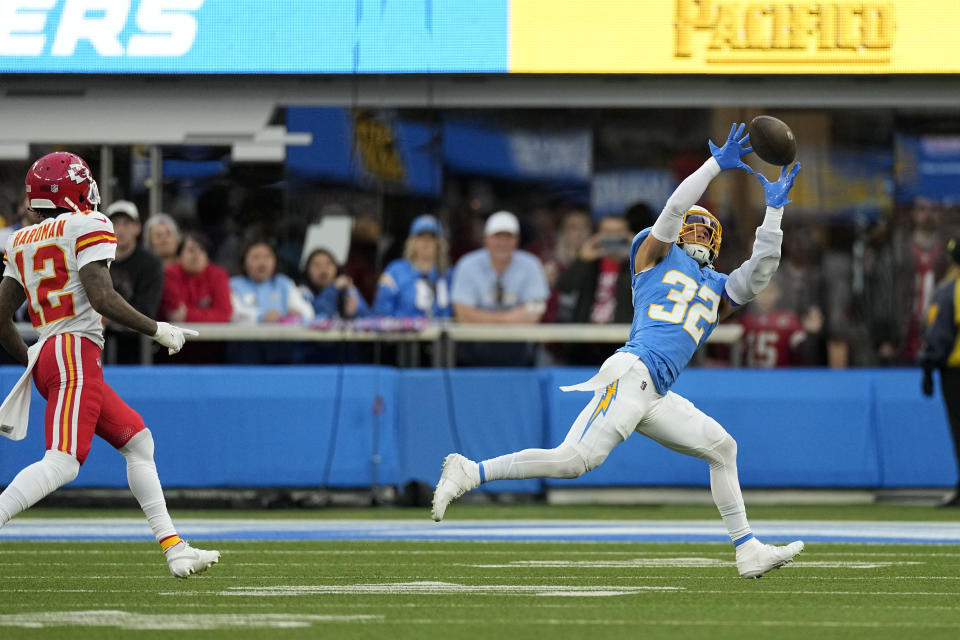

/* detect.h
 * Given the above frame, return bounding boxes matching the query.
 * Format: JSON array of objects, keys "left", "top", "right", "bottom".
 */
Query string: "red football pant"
[{"left": 33, "top": 334, "right": 145, "bottom": 464}]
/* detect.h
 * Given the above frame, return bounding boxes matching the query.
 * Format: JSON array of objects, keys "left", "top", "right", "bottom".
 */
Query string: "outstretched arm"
[
  {"left": 719, "top": 162, "right": 802, "bottom": 320},
  {"left": 0, "top": 277, "right": 28, "bottom": 366},
  {"left": 80, "top": 260, "right": 197, "bottom": 354},
  {"left": 635, "top": 123, "right": 754, "bottom": 273},
  {"left": 80, "top": 260, "right": 158, "bottom": 336}
]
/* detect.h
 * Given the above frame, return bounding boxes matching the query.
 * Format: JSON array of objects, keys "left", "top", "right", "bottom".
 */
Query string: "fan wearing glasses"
[{"left": 374, "top": 215, "right": 451, "bottom": 319}]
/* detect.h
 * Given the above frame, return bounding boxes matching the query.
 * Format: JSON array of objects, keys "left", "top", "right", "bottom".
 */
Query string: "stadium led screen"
[{"left": 1, "top": 0, "right": 957, "bottom": 74}]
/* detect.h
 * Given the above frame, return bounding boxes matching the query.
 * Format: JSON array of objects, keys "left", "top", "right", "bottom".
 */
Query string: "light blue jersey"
[
  {"left": 617, "top": 228, "right": 729, "bottom": 394},
  {"left": 373, "top": 259, "right": 451, "bottom": 319}
]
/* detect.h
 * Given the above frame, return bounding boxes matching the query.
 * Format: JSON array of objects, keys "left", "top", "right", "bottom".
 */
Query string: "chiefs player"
[{"left": 0, "top": 152, "right": 218, "bottom": 578}]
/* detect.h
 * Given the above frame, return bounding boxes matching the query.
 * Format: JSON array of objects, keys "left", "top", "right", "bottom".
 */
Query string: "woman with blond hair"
[{"left": 374, "top": 215, "right": 451, "bottom": 318}]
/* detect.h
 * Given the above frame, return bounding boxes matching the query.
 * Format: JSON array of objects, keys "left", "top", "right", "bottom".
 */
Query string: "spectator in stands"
[
  {"left": 230, "top": 239, "right": 314, "bottom": 324},
  {"left": 0, "top": 196, "right": 37, "bottom": 249},
  {"left": 300, "top": 248, "right": 369, "bottom": 319},
  {"left": 738, "top": 277, "right": 824, "bottom": 367},
  {"left": 144, "top": 213, "right": 181, "bottom": 269},
  {"left": 374, "top": 215, "right": 451, "bottom": 319},
  {"left": 554, "top": 215, "right": 634, "bottom": 365},
  {"left": 921, "top": 237, "right": 960, "bottom": 506},
  {"left": 453, "top": 210, "right": 549, "bottom": 323},
  {"left": 227, "top": 239, "right": 314, "bottom": 365},
  {"left": 547, "top": 209, "right": 593, "bottom": 280},
  {"left": 541, "top": 209, "right": 593, "bottom": 323},
  {"left": 160, "top": 231, "right": 232, "bottom": 323},
  {"left": 451, "top": 210, "right": 549, "bottom": 366},
  {"left": 556, "top": 215, "right": 634, "bottom": 325},
  {"left": 342, "top": 217, "right": 381, "bottom": 305},
  {"left": 898, "top": 197, "right": 949, "bottom": 362},
  {"left": 105, "top": 200, "right": 164, "bottom": 363}
]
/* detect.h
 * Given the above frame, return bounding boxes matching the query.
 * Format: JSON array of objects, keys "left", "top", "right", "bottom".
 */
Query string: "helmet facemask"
[{"left": 678, "top": 206, "right": 722, "bottom": 267}]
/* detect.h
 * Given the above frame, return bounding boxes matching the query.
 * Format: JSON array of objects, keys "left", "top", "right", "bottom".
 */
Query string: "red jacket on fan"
[{"left": 160, "top": 263, "right": 232, "bottom": 322}]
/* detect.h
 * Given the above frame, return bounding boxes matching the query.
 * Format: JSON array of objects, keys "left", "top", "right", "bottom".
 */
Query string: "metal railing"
[{"left": 16, "top": 321, "right": 744, "bottom": 367}]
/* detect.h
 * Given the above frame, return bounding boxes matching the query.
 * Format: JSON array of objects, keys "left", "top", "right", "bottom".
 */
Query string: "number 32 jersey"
[
  {"left": 618, "top": 228, "right": 729, "bottom": 394},
  {"left": 2, "top": 211, "right": 117, "bottom": 348}
]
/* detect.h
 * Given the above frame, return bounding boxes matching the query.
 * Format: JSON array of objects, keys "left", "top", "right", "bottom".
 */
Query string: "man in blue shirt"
[
  {"left": 451, "top": 210, "right": 549, "bottom": 365},
  {"left": 451, "top": 210, "right": 548, "bottom": 321},
  {"left": 433, "top": 124, "right": 804, "bottom": 579}
]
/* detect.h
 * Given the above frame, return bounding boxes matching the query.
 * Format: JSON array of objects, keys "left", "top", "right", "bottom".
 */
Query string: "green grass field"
[{"left": 2, "top": 504, "right": 960, "bottom": 639}]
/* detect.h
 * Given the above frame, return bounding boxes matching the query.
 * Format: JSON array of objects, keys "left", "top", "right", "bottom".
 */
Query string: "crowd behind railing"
[{"left": 0, "top": 191, "right": 957, "bottom": 369}]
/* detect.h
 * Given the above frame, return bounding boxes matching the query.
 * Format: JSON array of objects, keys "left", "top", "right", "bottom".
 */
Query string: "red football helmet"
[{"left": 25, "top": 152, "right": 101, "bottom": 214}]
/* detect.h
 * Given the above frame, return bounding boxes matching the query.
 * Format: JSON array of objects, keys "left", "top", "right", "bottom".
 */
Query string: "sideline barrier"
[{"left": 0, "top": 367, "right": 954, "bottom": 490}]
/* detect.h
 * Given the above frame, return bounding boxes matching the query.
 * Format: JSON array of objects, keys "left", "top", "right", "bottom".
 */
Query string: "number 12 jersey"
[{"left": 2, "top": 211, "right": 117, "bottom": 348}]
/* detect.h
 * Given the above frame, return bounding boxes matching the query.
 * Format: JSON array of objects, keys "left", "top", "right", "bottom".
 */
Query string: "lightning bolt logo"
[{"left": 581, "top": 380, "right": 619, "bottom": 441}]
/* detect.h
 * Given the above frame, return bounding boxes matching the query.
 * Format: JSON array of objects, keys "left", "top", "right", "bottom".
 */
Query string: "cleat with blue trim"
[
  {"left": 431, "top": 453, "right": 480, "bottom": 522},
  {"left": 736, "top": 538, "right": 804, "bottom": 579}
]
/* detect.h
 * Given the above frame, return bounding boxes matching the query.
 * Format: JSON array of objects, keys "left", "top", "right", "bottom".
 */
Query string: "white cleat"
[
  {"left": 431, "top": 453, "right": 481, "bottom": 522},
  {"left": 166, "top": 542, "right": 221, "bottom": 579},
  {"left": 736, "top": 538, "right": 804, "bottom": 579}
]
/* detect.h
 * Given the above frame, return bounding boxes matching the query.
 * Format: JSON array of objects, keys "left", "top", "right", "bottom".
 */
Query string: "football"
[{"left": 748, "top": 115, "right": 797, "bottom": 166}]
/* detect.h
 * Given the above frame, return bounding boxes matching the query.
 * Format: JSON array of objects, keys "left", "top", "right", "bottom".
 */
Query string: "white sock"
[
  {"left": 120, "top": 429, "right": 177, "bottom": 543},
  {"left": 481, "top": 444, "right": 586, "bottom": 482},
  {"left": 0, "top": 450, "right": 79, "bottom": 527},
  {"left": 704, "top": 436, "right": 752, "bottom": 543}
]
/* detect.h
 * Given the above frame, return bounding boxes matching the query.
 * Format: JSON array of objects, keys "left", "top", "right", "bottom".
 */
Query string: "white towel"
[
  {"left": 558, "top": 351, "right": 639, "bottom": 393},
  {"left": 0, "top": 338, "right": 47, "bottom": 441}
]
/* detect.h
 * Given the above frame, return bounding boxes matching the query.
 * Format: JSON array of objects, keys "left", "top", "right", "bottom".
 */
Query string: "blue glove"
[
  {"left": 757, "top": 162, "right": 802, "bottom": 208},
  {"left": 708, "top": 122, "right": 754, "bottom": 174}
]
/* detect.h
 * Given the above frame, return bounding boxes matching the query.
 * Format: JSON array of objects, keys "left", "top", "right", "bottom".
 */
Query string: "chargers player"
[
  {"left": 432, "top": 124, "right": 804, "bottom": 579},
  {"left": 0, "top": 152, "right": 220, "bottom": 578}
]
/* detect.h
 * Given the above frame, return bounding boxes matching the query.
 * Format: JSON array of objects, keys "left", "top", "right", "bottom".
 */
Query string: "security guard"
[{"left": 921, "top": 237, "right": 960, "bottom": 506}]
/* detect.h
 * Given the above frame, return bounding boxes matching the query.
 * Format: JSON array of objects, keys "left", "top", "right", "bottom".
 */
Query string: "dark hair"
[
  {"left": 302, "top": 247, "right": 339, "bottom": 293},
  {"left": 239, "top": 238, "right": 277, "bottom": 278},
  {"left": 177, "top": 230, "right": 212, "bottom": 256},
  {"left": 624, "top": 201, "right": 655, "bottom": 234}
]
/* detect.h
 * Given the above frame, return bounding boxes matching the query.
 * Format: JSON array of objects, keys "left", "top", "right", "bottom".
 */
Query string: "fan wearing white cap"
[
  {"left": 450, "top": 210, "right": 549, "bottom": 325},
  {"left": 105, "top": 200, "right": 164, "bottom": 362}
]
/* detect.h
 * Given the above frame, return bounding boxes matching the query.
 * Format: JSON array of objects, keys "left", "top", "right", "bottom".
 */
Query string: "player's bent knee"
[
  {"left": 553, "top": 443, "right": 590, "bottom": 478},
  {"left": 582, "top": 451, "right": 610, "bottom": 473},
  {"left": 41, "top": 450, "right": 80, "bottom": 486},
  {"left": 561, "top": 442, "right": 605, "bottom": 476},
  {"left": 707, "top": 432, "right": 737, "bottom": 466},
  {"left": 120, "top": 428, "right": 155, "bottom": 461}
]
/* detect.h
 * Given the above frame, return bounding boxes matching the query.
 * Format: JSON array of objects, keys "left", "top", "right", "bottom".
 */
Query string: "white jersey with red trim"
[{"left": 2, "top": 210, "right": 116, "bottom": 349}]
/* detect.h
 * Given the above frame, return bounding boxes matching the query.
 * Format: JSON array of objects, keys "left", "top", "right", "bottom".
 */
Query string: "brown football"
[{"left": 748, "top": 115, "right": 797, "bottom": 166}]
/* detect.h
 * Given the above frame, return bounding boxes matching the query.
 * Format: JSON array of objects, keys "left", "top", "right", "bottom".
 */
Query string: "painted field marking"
[
  {"left": 4, "top": 519, "right": 960, "bottom": 544},
  {"left": 466, "top": 558, "right": 926, "bottom": 569},
  {"left": 0, "top": 611, "right": 382, "bottom": 630},
  {"left": 222, "top": 581, "right": 684, "bottom": 597}
]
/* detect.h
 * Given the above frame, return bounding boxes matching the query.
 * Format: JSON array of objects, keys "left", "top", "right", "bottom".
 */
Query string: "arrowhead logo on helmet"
[{"left": 25, "top": 152, "right": 101, "bottom": 215}]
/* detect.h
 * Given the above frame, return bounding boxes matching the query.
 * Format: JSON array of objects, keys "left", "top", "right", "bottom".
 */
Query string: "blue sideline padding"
[
  {"left": 542, "top": 368, "right": 953, "bottom": 489},
  {"left": 0, "top": 366, "right": 954, "bottom": 490},
  {"left": 395, "top": 369, "right": 543, "bottom": 493},
  {"left": 872, "top": 370, "right": 957, "bottom": 488},
  {"left": 0, "top": 367, "right": 397, "bottom": 489}
]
